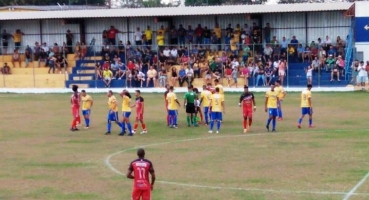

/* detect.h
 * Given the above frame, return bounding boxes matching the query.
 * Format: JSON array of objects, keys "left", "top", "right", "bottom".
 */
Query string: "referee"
[{"left": 183, "top": 85, "right": 198, "bottom": 127}]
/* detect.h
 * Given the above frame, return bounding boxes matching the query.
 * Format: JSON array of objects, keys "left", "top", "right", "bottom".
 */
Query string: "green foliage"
[
  {"left": 142, "top": 0, "right": 163, "bottom": 7},
  {"left": 0, "top": 0, "right": 106, "bottom": 6},
  {"left": 185, "top": 0, "right": 222, "bottom": 6}
]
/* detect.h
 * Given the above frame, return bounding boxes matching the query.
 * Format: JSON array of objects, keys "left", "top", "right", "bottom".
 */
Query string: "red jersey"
[
  {"left": 240, "top": 92, "right": 254, "bottom": 109},
  {"left": 128, "top": 158, "right": 154, "bottom": 190},
  {"left": 226, "top": 68, "right": 232, "bottom": 76},
  {"left": 135, "top": 96, "right": 144, "bottom": 114},
  {"left": 107, "top": 28, "right": 119, "bottom": 39},
  {"left": 71, "top": 92, "right": 80, "bottom": 108}
]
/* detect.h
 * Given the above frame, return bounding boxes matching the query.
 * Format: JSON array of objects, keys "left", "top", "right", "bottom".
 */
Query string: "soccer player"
[
  {"left": 106, "top": 90, "right": 122, "bottom": 135},
  {"left": 193, "top": 88, "right": 203, "bottom": 124},
  {"left": 81, "top": 90, "right": 93, "bottom": 129},
  {"left": 164, "top": 84, "right": 170, "bottom": 126},
  {"left": 183, "top": 85, "right": 198, "bottom": 127},
  {"left": 208, "top": 87, "right": 225, "bottom": 134},
  {"left": 119, "top": 90, "right": 133, "bottom": 136},
  {"left": 265, "top": 84, "right": 279, "bottom": 132},
  {"left": 200, "top": 85, "right": 212, "bottom": 125},
  {"left": 239, "top": 85, "right": 256, "bottom": 133},
  {"left": 131, "top": 90, "right": 147, "bottom": 134},
  {"left": 275, "top": 80, "right": 286, "bottom": 120},
  {"left": 70, "top": 85, "right": 80, "bottom": 131},
  {"left": 166, "top": 86, "right": 180, "bottom": 128},
  {"left": 298, "top": 84, "right": 314, "bottom": 128},
  {"left": 127, "top": 148, "right": 155, "bottom": 200},
  {"left": 214, "top": 79, "right": 224, "bottom": 122}
]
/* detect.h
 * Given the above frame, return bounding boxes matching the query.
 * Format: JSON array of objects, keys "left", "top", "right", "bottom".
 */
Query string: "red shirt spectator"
[
  {"left": 226, "top": 68, "right": 232, "bottom": 76},
  {"left": 103, "top": 61, "right": 110, "bottom": 70},
  {"left": 127, "top": 61, "right": 135, "bottom": 71},
  {"left": 195, "top": 24, "right": 203, "bottom": 37},
  {"left": 107, "top": 26, "right": 120, "bottom": 45}
]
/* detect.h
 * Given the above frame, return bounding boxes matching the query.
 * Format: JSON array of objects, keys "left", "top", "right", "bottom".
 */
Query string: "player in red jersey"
[
  {"left": 70, "top": 85, "right": 81, "bottom": 131},
  {"left": 127, "top": 148, "right": 156, "bottom": 200},
  {"left": 131, "top": 90, "right": 147, "bottom": 134},
  {"left": 164, "top": 84, "right": 170, "bottom": 126},
  {"left": 239, "top": 85, "right": 256, "bottom": 133}
]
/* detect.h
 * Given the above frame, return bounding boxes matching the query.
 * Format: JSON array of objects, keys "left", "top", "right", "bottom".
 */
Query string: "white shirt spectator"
[
  {"left": 273, "top": 61, "right": 280, "bottom": 69},
  {"left": 231, "top": 60, "right": 239, "bottom": 69},
  {"left": 134, "top": 31, "right": 142, "bottom": 42},
  {"left": 41, "top": 45, "right": 50, "bottom": 52},
  {"left": 312, "top": 59, "right": 321, "bottom": 69},
  {"left": 324, "top": 37, "right": 332, "bottom": 45},
  {"left": 358, "top": 64, "right": 367, "bottom": 77},
  {"left": 138, "top": 71, "right": 145, "bottom": 80},
  {"left": 163, "top": 49, "right": 170, "bottom": 57},
  {"left": 306, "top": 68, "right": 313, "bottom": 77},
  {"left": 185, "top": 68, "right": 194, "bottom": 77},
  {"left": 263, "top": 46, "right": 273, "bottom": 56},
  {"left": 170, "top": 49, "right": 178, "bottom": 58}
]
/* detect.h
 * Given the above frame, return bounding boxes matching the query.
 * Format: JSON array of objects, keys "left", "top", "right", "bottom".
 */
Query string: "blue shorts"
[
  {"left": 122, "top": 112, "right": 131, "bottom": 118},
  {"left": 108, "top": 111, "right": 119, "bottom": 122},
  {"left": 211, "top": 112, "right": 222, "bottom": 121},
  {"left": 268, "top": 108, "right": 278, "bottom": 117},
  {"left": 82, "top": 109, "right": 90, "bottom": 116},
  {"left": 301, "top": 107, "right": 312, "bottom": 115},
  {"left": 168, "top": 110, "right": 177, "bottom": 116}
]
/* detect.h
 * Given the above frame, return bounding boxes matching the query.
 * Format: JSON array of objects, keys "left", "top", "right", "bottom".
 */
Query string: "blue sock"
[
  {"left": 204, "top": 111, "right": 209, "bottom": 124},
  {"left": 216, "top": 121, "right": 221, "bottom": 131},
  {"left": 107, "top": 122, "right": 111, "bottom": 132},
  {"left": 127, "top": 123, "right": 132, "bottom": 133},
  {"left": 121, "top": 122, "right": 126, "bottom": 132},
  {"left": 298, "top": 118, "right": 303, "bottom": 124},
  {"left": 86, "top": 118, "right": 90, "bottom": 126},
  {"left": 266, "top": 118, "right": 272, "bottom": 126},
  {"left": 174, "top": 115, "right": 177, "bottom": 126},
  {"left": 272, "top": 118, "right": 276, "bottom": 129},
  {"left": 209, "top": 121, "right": 214, "bottom": 130},
  {"left": 309, "top": 119, "right": 312, "bottom": 126}
]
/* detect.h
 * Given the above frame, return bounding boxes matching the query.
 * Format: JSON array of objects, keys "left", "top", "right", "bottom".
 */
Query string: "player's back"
[
  {"left": 300, "top": 90, "right": 311, "bottom": 107},
  {"left": 275, "top": 86, "right": 284, "bottom": 99},
  {"left": 71, "top": 93, "right": 80, "bottom": 108},
  {"left": 122, "top": 96, "right": 131, "bottom": 112},
  {"left": 201, "top": 90, "right": 211, "bottom": 106},
  {"left": 129, "top": 158, "right": 154, "bottom": 190},
  {"left": 211, "top": 93, "right": 223, "bottom": 112}
]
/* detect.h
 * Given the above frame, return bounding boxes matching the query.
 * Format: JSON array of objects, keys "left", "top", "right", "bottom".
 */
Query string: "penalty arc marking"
[{"left": 105, "top": 129, "right": 369, "bottom": 197}]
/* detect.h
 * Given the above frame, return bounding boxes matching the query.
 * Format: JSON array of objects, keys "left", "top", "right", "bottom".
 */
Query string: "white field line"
[
  {"left": 342, "top": 171, "right": 369, "bottom": 200},
  {"left": 105, "top": 129, "right": 369, "bottom": 197}
]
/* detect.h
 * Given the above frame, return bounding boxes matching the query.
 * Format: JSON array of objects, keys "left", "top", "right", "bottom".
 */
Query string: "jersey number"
[
  {"left": 137, "top": 167, "right": 146, "bottom": 179},
  {"left": 303, "top": 95, "right": 307, "bottom": 101},
  {"left": 215, "top": 99, "right": 219, "bottom": 105}
]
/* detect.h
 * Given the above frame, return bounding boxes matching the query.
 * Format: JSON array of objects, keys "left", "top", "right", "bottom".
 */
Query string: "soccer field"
[{"left": 0, "top": 92, "right": 368, "bottom": 200}]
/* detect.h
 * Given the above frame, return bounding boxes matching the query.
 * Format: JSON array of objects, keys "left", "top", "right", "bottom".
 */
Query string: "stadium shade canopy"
[{"left": 0, "top": 2, "right": 353, "bottom": 21}]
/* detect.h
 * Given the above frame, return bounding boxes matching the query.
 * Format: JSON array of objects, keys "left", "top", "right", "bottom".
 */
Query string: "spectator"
[
  {"left": 25, "top": 48, "right": 32, "bottom": 68},
  {"left": 170, "top": 25, "right": 178, "bottom": 45},
  {"left": 204, "top": 68, "right": 212, "bottom": 85},
  {"left": 264, "top": 23, "right": 271, "bottom": 44},
  {"left": 116, "top": 61, "right": 126, "bottom": 80},
  {"left": 193, "top": 60, "right": 200, "bottom": 78},
  {"left": 213, "top": 23, "right": 222, "bottom": 50},
  {"left": 330, "top": 64, "right": 341, "bottom": 82},
  {"left": 41, "top": 42, "right": 50, "bottom": 53},
  {"left": 185, "top": 66, "right": 194, "bottom": 86},
  {"left": 146, "top": 65, "right": 157, "bottom": 87},
  {"left": 243, "top": 45, "right": 250, "bottom": 63},
  {"left": 48, "top": 54, "right": 57, "bottom": 74},
  {"left": 187, "top": 25, "right": 194, "bottom": 44},
  {"left": 297, "top": 44, "right": 304, "bottom": 62},
  {"left": 256, "top": 66, "right": 265, "bottom": 86},
  {"left": 53, "top": 43, "right": 60, "bottom": 55},
  {"left": 1, "top": 63, "right": 11, "bottom": 74},
  {"left": 95, "top": 62, "right": 102, "bottom": 80},
  {"left": 240, "top": 63, "right": 250, "bottom": 86},
  {"left": 66, "top": 30, "right": 73, "bottom": 53},
  {"left": 80, "top": 42, "right": 87, "bottom": 59},
  {"left": 303, "top": 46, "right": 312, "bottom": 63},
  {"left": 134, "top": 27, "right": 143, "bottom": 46},
  {"left": 336, "top": 55, "right": 345, "bottom": 77},
  {"left": 230, "top": 67, "right": 239, "bottom": 88},
  {"left": 231, "top": 57, "right": 239, "bottom": 70},
  {"left": 34, "top": 42, "right": 41, "bottom": 60},
  {"left": 103, "top": 67, "right": 113, "bottom": 87},
  {"left": 202, "top": 26, "right": 211, "bottom": 45},
  {"left": 305, "top": 65, "right": 313, "bottom": 85},
  {"left": 56, "top": 54, "right": 68, "bottom": 74},
  {"left": 311, "top": 56, "right": 321, "bottom": 72},
  {"left": 126, "top": 69, "right": 132, "bottom": 87},
  {"left": 107, "top": 26, "right": 121, "bottom": 45},
  {"left": 158, "top": 65, "right": 167, "bottom": 87},
  {"left": 170, "top": 67, "right": 178, "bottom": 86},
  {"left": 357, "top": 61, "right": 367, "bottom": 90},
  {"left": 287, "top": 45, "right": 295, "bottom": 62},
  {"left": 280, "top": 36, "right": 288, "bottom": 55},
  {"left": 325, "top": 55, "right": 335, "bottom": 72},
  {"left": 38, "top": 49, "right": 48, "bottom": 67},
  {"left": 210, "top": 32, "right": 218, "bottom": 51},
  {"left": 170, "top": 46, "right": 178, "bottom": 59},
  {"left": 251, "top": 30, "right": 261, "bottom": 53},
  {"left": 271, "top": 36, "right": 279, "bottom": 46},
  {"left": 61, "top": 42, "right": 69, "bottom": 54},
  {"left": 351, "top": 60, "right": 359, "bottom": 85},
  {"left": 327, "top": 46, "right": 336, "bottom": 58},
  {"left": 273, "top": 44, "right": 281, "bottom": 61},
  {"left": 137, "top": 70, "right": 145, "bottom": 87},
  {"left": 110, "top": 61, "right": 120, "bottom": 79},
  {"left": 263, "top": 44, "right": 273, "bottom": 62},
  {"left": 11, "top": 49, "right": 21, "bottom": 68},
  {"left": 177, "top": 24, "right": 186, "bottom": 45},
  {"left": 278, "top": 59, "right": 286, "bottom": 86},
  {"left": 225, "top": 66, "right": 232, "bottom": 86},
  {"left": 323, "top": 35, "right": 332, "bottom": 51},
  {"left": 230, "top": 35, "right": 238, "bottom": 56},
  {"left": 74, "top": 42, "right": 81, "bottom": 59},
  {"left": 144, "top": 26, "right": 153, "bottom": 46},
  {"left": 178, "top": 64, "right": 187, "bottom": 87},
  {"left": 13, "top": 29, "right": 24, "bottom": 50},
  {"left": 194, "top": 24, "right": 203, "bottom": 44},
  {"left": 1, "top": 30, "right": 13, "bottom": 54}
]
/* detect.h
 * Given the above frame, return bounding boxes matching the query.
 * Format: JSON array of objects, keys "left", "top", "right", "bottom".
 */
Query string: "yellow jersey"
[
  {"left": 274, "top": 86, "right": 285, "bottom": 100},
  {"left": 145, "top": 29, "right": 152, "bottom": 40},
  {"left": 230, "top": 39, "right": 237, "bottom": 51},
  {"left": 233, "top": 32, "right": 240, "bottom": 42},
  {"left": 200, "top": 90, "right": 212, "bottom": 107},
  {"left": 213, "top": 27, "right": 221, "bottom": 38},
  {"left": 81, "top": 95, "right": 92, "bottom": 110},
  {"left": 108, "top": 95, "right": 118, "bottom": 112},
  {"left": 166, "top": 92, "right": 178, "bottom": 110},
  {"left": 122, "top": 95, "right": 131, "bottom": 112},
  {"left": 266, "top": 90, "right": 279, "bottom": 108},
  {"left": 301, "top": 90, "right": 312, "bottom": 108},
  {"left": 215, "top": 84, "right": 224, "bottom": 96},
  {"left": 210, "top": 93, "right": 224, "bottom": 112},
  {"left": 157, "top": 35, "right": 164, "bottom": 46},
  {"left": 103, "top": 70, "right": 113, "bottom": 78},
  {"left": 13, "top": 33, "right": 22, "bottom": 42}
]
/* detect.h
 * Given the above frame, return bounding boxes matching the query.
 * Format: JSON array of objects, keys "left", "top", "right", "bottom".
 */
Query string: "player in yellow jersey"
[
  {"left": 274, "top": 80, "right": 287, "bottom": 120},
  {"left": 200, "top": 85, "right": 212, "bottom": 125},
  {"left": 119, "top": 90, "right": 133, "bottom": 136},
  {"left": 265, "top": 84, "right": 279, "bottom": 132},
  {"left": 81, "top": 90, "right": 93, "bottom": 129},
  {"left": 106, "top": 90, "right": 122, "bottom": 135},
  {"left": 298, "top": 84, "right": 313, "bottom": 129},
  {"left": 214, "top": 79, "right": 224, "bottom": 122},
  {"left": 166, "top": 86, "right": 181, "bottom": 128},
  {"left": 208, "top": 87, "right": 225, "bottom": 134}
]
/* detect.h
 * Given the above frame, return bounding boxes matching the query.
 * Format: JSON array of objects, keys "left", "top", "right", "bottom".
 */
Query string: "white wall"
[
  {"left": 355, "top": 43, "right": 369, "bottom": 62},
  {"left": 355, "top": 1, "right": 369, "bottom": 17}
]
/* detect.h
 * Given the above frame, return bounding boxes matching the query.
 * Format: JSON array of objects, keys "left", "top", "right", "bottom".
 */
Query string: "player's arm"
[
  {"left": 90, "top": 97, "right": 93, "bottom": 108},
  {"left": 264, "top": 96, "right": 268, "bottom": 112},
  {"left": 238, "top": 95, "right": 243, "bottom": 106},
  {"left": 252, "top": 94, "right": 256, "bottom": 111},
  {"left": 175, "top": 99, "right": 181, "bottom": 107},
  {"left": 221, "top": 101, "right": 225, "bottom": 114},
  {"left": 183, "top": 95, "right": 187, "bottom": 108},
  {"left": 126, "top": 164, "right": 134, "bottom": 179},
  {"left": 282, "top": 90, "right": 287, "bottom": 99}
]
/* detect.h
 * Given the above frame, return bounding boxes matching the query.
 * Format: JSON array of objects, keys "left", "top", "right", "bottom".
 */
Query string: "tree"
[
  {"left": 185, "top": 0, "right": 222, "bottom": 6},
  {"left": 0, "top": 0, "right": 106, "bottom": 6}
]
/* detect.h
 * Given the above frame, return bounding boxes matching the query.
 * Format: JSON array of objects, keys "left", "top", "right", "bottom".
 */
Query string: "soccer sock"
[
  {"left": 298, "top": 118, "right": 303, "bottom": 124},
  {"left": 186, "top": 116, "right": 190, "bottom": 125},
  {"left": 272, "top": 118, "right": 276, "bottom": 129},
  {"left": 121, "top": 122, "right": 126, "bottom": 132},
  {"left": 249, "top": 118, "right": 252, "bottom": 127},
  {"left": 174, "top": 115, "right": 177, "bottom": 126},
  {"left": 216, "top": 121, "right": 221, "bottom": 131},
  {"left": 266, "top": 118, "right": 272, "bottom": 126},
  {"left": 71, "top": 119, "right": 76, "bottom": 128},
  {"left": 127, "top": 123, "right": 132, "bottom": 133},
  {"left": 309, "top": 119, "right": 312, "bottom": 126},
  {"left": 209, "top": 121, "right": 214, "bottom": 130},
  {"left": 76, "top": 116, "right": 81, "bottom": 124},
  {"left": 243, "top": 119, "right": 247, "bottom": 129},
  {"left": 142, "top": 123, "right": 146, "bottom": 130},
  {"left": 84, "top": 118, "right": 88, "bottom": 126},
  {"left": 107, "top": 121, "right": 111, "bottom": 132},
  {"left": 134, "top": 123, "right": 138, "bottom": 131}
]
